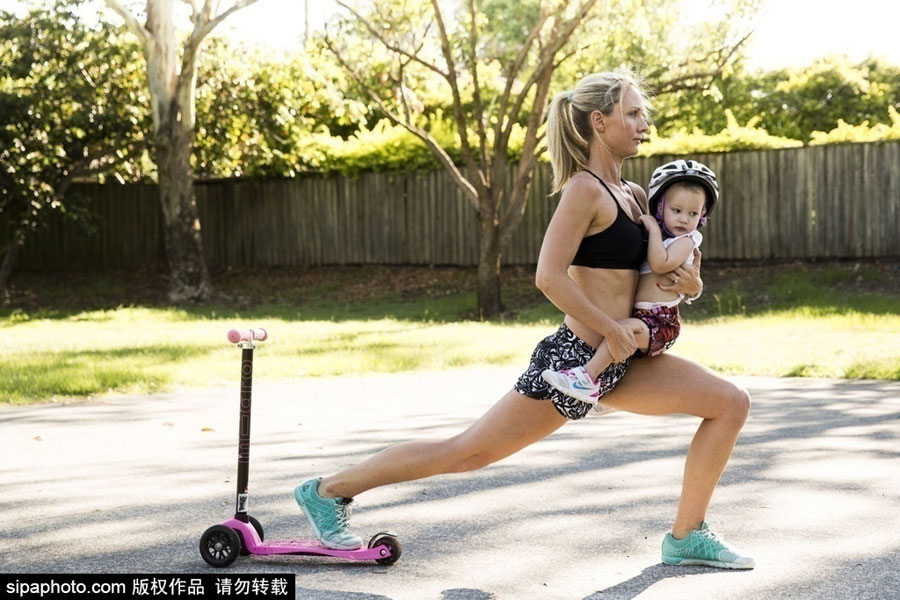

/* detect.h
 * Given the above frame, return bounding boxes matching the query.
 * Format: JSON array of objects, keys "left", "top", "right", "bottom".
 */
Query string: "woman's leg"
[
  {"left": 601, "top": 353, "right": 751, "bottom": 538},
  {"left": 318, "top": 389, "right": 569, "bottom": 499}
]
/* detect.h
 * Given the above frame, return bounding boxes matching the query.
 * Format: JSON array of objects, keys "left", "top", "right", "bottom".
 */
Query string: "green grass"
[{"left": 2, "top": 262, "right": 899, "bottom": 404}]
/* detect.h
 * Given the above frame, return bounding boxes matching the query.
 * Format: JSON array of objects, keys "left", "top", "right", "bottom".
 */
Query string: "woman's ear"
[{"left": 591, "top": 110, "right": 605, "bottom": 133}]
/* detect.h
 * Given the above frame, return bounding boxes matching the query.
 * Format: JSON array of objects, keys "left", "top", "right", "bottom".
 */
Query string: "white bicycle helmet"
[{"left": 647, "top": 159, "right": 719, "bottom": 227}]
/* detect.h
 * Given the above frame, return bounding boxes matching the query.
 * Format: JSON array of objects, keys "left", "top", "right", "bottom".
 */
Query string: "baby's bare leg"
[{"left": 584, "top": 318, "right": 650, "bottom": 380}]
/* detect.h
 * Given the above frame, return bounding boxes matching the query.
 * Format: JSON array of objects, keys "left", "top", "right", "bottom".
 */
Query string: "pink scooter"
[{"left": 199, "top": 327, "right": 401, "bottom": 567}]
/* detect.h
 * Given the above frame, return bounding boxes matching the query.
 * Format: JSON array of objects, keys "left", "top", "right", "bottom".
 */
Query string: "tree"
[
  {"left": 0, "top": 2, "right": 150, "bottom": 296},
  {"left": 192, "top": 38, "right": 370, "bottom": 178},
  {"left": 750, "top": 58, "right": 900, "bottom": 141},
  {"left": 103, "top": 0, "right": 259, "bottom": 302},
  {"left": 322, "top": 0, "right": 758, "bottom": 318},
  {"left": 653, "top": 56, "right": 900, "bottom": 142}
]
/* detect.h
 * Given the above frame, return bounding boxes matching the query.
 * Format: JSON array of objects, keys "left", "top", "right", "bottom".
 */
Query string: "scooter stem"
[{"left": 234, "top": 341, "right": 254, "bottom": 523}]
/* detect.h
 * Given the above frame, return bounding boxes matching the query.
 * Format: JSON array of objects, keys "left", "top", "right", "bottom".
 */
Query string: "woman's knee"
[
  {"left": 451, "top": 452, "right": 496, "bottom": 473},
  {"left": 720, "top": 383, "right": 751, "bottom": 429},
  {"left": 442, "top": 435, "right": 496, "bottom": 473},
  {"left": 437, "top": 391, "right": 566, "bottom": 474}
]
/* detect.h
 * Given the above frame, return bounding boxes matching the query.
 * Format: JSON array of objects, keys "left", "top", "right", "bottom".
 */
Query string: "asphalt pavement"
[{"left": 2, "top": 368, "right": 899, "bottom": 600}]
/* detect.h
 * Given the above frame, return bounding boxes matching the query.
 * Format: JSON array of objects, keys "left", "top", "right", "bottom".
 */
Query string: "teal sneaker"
[
  {"left": 294, "top": 478, "right": 363, "bottom": 550},
  {"left": 661, "top": 522, "right": 755, "bottom": 569}
]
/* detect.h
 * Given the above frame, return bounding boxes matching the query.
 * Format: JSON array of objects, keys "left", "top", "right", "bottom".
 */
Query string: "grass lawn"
[{"left": 2, "top": 261, "right": 899, "bottom": 404}]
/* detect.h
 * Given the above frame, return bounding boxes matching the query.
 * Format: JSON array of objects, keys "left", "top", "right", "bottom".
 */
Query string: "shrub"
[
  {"left": 809, "top": 106, "right": 900, "bottom": 145},
  {"left": 637, "top": 110, "right": 803, "bottom": 156}
]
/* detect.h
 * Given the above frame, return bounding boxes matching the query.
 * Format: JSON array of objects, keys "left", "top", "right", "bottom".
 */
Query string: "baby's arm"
[{"left": 639, "top": 216, "right": 697, "bottom": 274}]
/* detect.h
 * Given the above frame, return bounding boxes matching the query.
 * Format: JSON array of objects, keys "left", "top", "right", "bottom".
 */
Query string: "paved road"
[{"left": 2, "top": 369, "right": 899, "bottom": 599}]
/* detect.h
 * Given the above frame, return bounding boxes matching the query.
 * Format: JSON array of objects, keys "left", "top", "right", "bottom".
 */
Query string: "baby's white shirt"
[{"left": 639, "top": 230, "right": 703, "bottom": 275}]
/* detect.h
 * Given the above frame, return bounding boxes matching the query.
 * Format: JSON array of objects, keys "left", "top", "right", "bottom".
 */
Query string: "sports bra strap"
[{"left": 581, "top": 169, "right": 639, "bottom": 218}]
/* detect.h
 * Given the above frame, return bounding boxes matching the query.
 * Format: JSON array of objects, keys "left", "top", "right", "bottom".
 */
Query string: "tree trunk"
[
  {"left": 0, "top": 228, "right": 26, "bottom": 299},
  {"left": 476, "top": 212, "right": 503, "bottom": 319},
  {"left": 156, "top": 116, "right": 214, "bottom": 302}
]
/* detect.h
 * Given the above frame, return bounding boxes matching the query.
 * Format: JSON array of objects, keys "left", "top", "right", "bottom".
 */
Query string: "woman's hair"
[{"left": 545, "top": 69, "right": 652, "bottom": 194}]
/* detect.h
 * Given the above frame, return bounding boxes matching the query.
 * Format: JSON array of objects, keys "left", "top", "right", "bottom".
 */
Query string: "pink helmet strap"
[{"left": 654, "top": 195, "right": 676, "bottom": 238}]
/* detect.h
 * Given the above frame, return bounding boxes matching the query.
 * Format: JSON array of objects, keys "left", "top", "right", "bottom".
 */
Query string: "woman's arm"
[{"left": 535, "top": 176, "right": 638, "bottom": 361}]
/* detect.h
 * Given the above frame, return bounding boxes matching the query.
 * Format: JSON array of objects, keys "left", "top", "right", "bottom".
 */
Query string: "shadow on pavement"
[{"left": 584, "top": 564, "right": 735, "bottom": 599}]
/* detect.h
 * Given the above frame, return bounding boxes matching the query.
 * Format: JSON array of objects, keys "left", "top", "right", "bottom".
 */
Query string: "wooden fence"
[{"left": 6, "top": 141, "right": 900, "bottom": 270}]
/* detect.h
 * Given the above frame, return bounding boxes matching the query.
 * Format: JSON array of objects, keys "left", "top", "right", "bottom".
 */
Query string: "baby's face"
[{"left": 662, "top": 187, "right": 706, "bottom": 235}]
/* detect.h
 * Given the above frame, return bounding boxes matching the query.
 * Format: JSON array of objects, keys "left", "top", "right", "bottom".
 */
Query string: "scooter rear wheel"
[{"left": 200, "top": 525, "right": 241, "bottom": 567}]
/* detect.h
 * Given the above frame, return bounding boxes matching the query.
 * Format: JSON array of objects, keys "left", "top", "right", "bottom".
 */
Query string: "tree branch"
[
  {"left": 323, "top": 34, "right": 480, "bottom": 208},
  {"left": 467, "top": 0, "right": 489, "bottom": 179},
  {"left": 552, "top": 41, "right": 592, "bottom": 70},
  {"left": 494, "top": 5, "right": 550, "bottom": 121},
  {"left": 490, "top": 6, "right": 551, "bottom": 189},
  {"left": 396, "top": 62, "right": 413, "bottom": 124},
  {"left": 103, "top": 0, "right": 152, "bottom": 47},
  {"left": 429, "top": 0, "right": 482, "bottom": 194},
  {"left": 654, "top": 28, "right": 754, "bottom": 94},
  {"left": 188, "top": 0, "right": 203, "bottom": 21},
  {"left": 500, "top": 0, "right": 599, "bottom": 159},
  {"left": 180, "top": 0, "right": 259, "bottom": 109},
  {"left": 199, "top": 0, "right": 259, "bottom": 39},
  {"left": 499, "top": 0, "right": 600, "bottom": 236},
  {"left": 201, "top": 0, "right": 217, "bottom": 19},
  {"left": 335, "top": 0, "right": 449, "bottom": 80}
]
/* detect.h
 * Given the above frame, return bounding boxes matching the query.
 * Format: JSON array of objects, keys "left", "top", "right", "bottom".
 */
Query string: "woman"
[{"left": 294, "top": 69, "right": 753, "bottom": 569}]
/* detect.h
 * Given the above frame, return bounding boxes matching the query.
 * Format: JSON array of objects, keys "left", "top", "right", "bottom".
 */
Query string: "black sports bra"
[{"left": 571, "top": 170, "right": 648, "bottom": 270}]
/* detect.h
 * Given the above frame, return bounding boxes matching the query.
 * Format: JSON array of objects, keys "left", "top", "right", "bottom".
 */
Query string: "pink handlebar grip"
[{"left": 227, "top": 327, "right": 268, "bottom": 344}]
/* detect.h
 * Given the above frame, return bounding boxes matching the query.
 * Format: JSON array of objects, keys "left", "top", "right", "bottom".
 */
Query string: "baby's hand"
[{"left": 638, "top": 215, "right": 659, "bottom": 230}]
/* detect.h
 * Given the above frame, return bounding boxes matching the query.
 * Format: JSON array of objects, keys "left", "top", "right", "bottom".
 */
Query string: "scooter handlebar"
[{"left": 227, "top": 327, "right": 268, "bottom": 344}]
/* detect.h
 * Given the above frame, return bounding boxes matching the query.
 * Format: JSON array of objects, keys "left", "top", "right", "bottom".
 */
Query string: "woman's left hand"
[{"left": 657, "top": 248, "right": 703, "bottom": 297}]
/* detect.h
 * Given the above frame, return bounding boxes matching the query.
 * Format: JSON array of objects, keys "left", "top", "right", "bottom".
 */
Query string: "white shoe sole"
[{"left": 662, "top": 556, "right": 755, "bottom": 569}]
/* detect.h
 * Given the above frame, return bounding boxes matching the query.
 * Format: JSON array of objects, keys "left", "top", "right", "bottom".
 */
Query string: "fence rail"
[{"left": 5, "top": 141, "right": 900, "bottom": 270}]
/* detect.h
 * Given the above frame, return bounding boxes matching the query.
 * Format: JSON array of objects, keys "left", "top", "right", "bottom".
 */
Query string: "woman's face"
[{"left": 595, "top": 86, "right": 648, "bottom": 158}]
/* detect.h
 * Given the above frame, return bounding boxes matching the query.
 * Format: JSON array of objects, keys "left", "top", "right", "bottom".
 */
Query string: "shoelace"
[
  {"left": 335, "top": 501, "right": 354, "bottom": 531},
  {"left": 697, "top": 524, "right": 727, "bottom": 549}
]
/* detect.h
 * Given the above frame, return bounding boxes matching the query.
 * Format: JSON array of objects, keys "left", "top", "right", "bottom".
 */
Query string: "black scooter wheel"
[
  {"left": 368, "top": 533, "right": 402, "bottom": 566},
  {"left": 200, "top": 525, "right": 241, "bottom": 567},
  {"left": 239, "top": 516, "right": 265, "bottom": 556}
]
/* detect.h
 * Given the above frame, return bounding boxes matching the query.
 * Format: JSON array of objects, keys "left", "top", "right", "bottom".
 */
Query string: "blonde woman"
[{"left": 294, "top": 70, "right": 754, "bottom": 569}]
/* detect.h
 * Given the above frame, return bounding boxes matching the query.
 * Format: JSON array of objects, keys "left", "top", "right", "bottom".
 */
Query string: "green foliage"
[
  {"left": 753, "top": 58, "right": 900, "bottom": 141},
  {"left": 637, "top": 110, "right": 802, "bottom": 156},
  {"left": 555, "top": 0, "right": 760, "bottom": 98},
  {"left": 9, "top": 1, "right": 900, "bottom": 186},
  {"left": 655, "top": 56, "right": 900, "bottom": 143},
  {"left": 0, "top": 1, "right": 150, "bottom": 240},
  {"left": 192, "top": 39, "right": 370, "bottom": 178},
  {"left": 809, "top": 106, "right": 900, "bottom": 145},
  {"left": 304, "top": 117, "right": 456, "bottom": 174}
]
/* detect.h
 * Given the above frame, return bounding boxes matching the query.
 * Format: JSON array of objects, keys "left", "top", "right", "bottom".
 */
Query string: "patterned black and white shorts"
[{"left": 514, "top": 323, "right": 631, "bottom": 420}]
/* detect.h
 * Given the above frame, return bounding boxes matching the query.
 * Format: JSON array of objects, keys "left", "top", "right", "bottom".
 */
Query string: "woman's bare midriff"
[{"left": 564, "top": 265, "right": 639, "bottom": 349}]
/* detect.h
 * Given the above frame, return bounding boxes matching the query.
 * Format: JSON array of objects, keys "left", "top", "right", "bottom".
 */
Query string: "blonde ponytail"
[{"left": 545, "top": 69, "right": 652, "bottom": 194}]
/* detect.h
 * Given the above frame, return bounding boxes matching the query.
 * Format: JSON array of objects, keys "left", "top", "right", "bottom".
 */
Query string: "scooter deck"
[{"left": 222, "top": 518, "right": 392, "bottom": 561}]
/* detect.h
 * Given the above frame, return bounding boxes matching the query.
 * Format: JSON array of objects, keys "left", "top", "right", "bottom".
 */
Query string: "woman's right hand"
[{"left": 603, "top": 320, "right": 639, "bottom": 363}]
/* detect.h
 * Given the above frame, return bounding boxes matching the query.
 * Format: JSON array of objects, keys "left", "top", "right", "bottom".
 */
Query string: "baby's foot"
[{"left": 540, "top": 366, "right": 599, "bottom": 405}]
